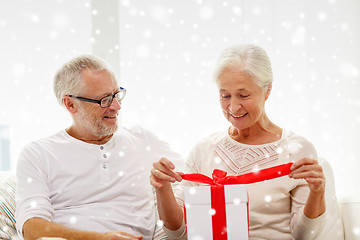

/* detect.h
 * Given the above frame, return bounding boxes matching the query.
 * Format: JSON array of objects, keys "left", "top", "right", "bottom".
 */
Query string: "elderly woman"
[{"left": 150, "top": 44, "right": 327, "bottom": 239}]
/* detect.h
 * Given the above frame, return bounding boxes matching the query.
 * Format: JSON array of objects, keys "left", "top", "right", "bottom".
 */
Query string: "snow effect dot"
[
  {"left": 189, "top": 187, "right": 197, "bottom": 195},
  {"left": 157, "top": 220, "right": 164, "bottom": 227},
  {"left": 146, "top": 146, "right": 151, "bottom": 151},
  {"left": 233, "top": 198, "right": 241, "bottom": 205},
  {"left": 122, "top": 0, "right": 130, "bottom": 7},
  {"left": 276, "top": 147, "right": 283, "bottom": 154},
  {"left": 151, "top": 5, "right": 168, "bottom": 21},
  {"left": 199, "top": 6, "right": 213, "bottom": 20},
  {"left": 49, "top": 30, "right": 58, "bottom": 39},
  {"left": 265, "top": 195, "right": 272, "bottom": 202},
  {"left": 27, "top": 177, "right": 33, "bottom": 183},
  {"left": 209, "top": 208, "right": 216, "bottom": 215},
  {"left": 95, "top": 29, "right": 101, "bottom": 35},
  {"left": 2, "top": 226, "right": 8, "bottom": 232},
  {"left": 340, "top": 63, "right": 359, "bottom": 77},
  {"left": 192, "top": 236, "right": 204, "bottom": 240},
  {"left": 252, "top": 7, "right": 261, "bottom": 15},
  {"left": 352, "top": 226, "right": 360, "bottom": 236},
  {"left": 233, "top": 6, "right": 242, "bottom": 15},
  {"left": 292, "top": 26, "right": 306, "bottom": 45},
  {"left": 119, "top": 151, "right": 124, "bottom": 157},
  {"left": 340, "top": 22, "right": 349, "bottom": 31},
  {"left": 252, "top": 165, "right": 260, "bottom": 172},
  {"left": 92, "top": 9, "right": 98, "bottom": 16},
  {"left": 143, "top": 29, "right": 152, "bottom": 38},
  {"left": 12, "top": 63, "right": 26, "bottom": 77},
  {"left": 287, "top": 142, "right": 303, "bottom": 154},
  {"left": 136, "top": 45, "right": 150, "bottom": 58},
  {"left": 118, "top": 171, "right": 124, "bottom": 177},
  {"left": 190, "top": 35, "right": 199, "bottom": 43},
  {"left": 214, "top": 157, "right": 221, "bottom": 164},
  {"left": 317, "top": 12, "right": 327, "bottom": 21},
  {"left": 70, "top": 216, "right": 77, "bottom": 224},
  {"left": 30, "top": 201, "right": 37, "bottom": 208},
  {"left": 52, "top": 13, "right": 69, "bottom": 28},
  {"left": 185, "top": 203, "right": 191, "bottom": 209},
  {"left": 31, "top": 14, "right": 40, "bottom": 23}
]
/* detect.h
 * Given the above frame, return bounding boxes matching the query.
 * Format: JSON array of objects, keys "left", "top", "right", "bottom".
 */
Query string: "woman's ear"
[
  {"left": 63, "top": 96, "right": 77, "bottom": 114},
  {"left": 265, "top": 82, "right": 272, "bottom": 100}
]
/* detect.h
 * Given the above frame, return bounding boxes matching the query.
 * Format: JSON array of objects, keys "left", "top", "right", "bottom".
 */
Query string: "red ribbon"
[{"left": 182, "top": 162, "right": 293, "bottom": 240}]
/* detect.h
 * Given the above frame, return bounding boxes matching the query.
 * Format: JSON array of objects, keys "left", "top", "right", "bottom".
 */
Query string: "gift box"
[
  {"left": 181, "top": 163, "right": 294, "bottom": 240},
  {"left": 184, "top": 184, "right": 248, "bottom": 240}
]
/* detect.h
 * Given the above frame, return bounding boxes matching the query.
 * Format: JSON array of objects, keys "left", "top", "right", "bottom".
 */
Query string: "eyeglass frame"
[{"left": 68, "top": 87, "right": 126, "bottom": 108}]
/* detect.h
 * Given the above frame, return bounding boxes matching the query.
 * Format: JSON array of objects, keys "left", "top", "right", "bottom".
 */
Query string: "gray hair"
[
  {"left": 53, "top": 55, "right": 116, "bottom": 106},
  {"left": 213, "top": 44, "right": 273, "bottom": 89}
]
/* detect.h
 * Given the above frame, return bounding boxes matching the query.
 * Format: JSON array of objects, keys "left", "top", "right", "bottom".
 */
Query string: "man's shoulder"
[
  {"left": 115, "top": 125, "right": 160, "bottom": 142},
  {"left": 192, "top": 130, "right": 228, "bottom": 150},
  {"left": 22, "top": 130, "right": 69, "bottom": 151}
]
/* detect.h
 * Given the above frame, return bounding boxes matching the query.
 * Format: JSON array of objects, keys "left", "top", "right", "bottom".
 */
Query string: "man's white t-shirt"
[{"left": 15, "top": 126, "right": 183, "bottom": 240}]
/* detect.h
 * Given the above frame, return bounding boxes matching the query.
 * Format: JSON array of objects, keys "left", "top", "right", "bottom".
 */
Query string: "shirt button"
[
  {"left": 103, "top": 164, "right": 107, "bottom": 169},
  {"left": 100, "top": 146, "right": 104, "bottom": 150},
  {"left": 103, "top": 154, "right": 107, "bottom": 158}
]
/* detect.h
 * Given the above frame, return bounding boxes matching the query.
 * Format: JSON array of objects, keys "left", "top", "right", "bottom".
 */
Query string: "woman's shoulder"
[
  {"left": 281, "top": 129, "right": 318, "bottom": 160},
  {"left": 282, "top": 129, "right": 314, "bottom": 145}
]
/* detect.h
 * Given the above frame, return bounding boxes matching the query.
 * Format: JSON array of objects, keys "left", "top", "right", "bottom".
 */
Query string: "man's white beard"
[{"left": 76, "top": 106, "right": 118, "bottom": 137}]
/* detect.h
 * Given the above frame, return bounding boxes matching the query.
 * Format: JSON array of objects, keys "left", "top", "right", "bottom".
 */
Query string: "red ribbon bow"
[{"left": 182, "top": 162, "right": 293, "bottom": 240}]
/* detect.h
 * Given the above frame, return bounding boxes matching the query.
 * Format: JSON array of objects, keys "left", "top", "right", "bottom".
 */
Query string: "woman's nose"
[{"left": 229, "top": 98, "right": 242, "bottom": 112}]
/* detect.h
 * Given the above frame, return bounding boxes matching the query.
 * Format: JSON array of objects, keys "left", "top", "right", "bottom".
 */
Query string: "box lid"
[{"left": 184, "top": 184, "right": 248, "bottom": 205}]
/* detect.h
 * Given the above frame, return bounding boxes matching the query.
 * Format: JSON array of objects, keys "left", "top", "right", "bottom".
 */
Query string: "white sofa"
[{"left": 0, "top": 159, "right": 357, "bottom": 239}]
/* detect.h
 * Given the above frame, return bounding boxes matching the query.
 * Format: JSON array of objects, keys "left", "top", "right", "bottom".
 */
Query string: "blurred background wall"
[{"left": 0, "top": 0, "right": 359, "bottom": 199}]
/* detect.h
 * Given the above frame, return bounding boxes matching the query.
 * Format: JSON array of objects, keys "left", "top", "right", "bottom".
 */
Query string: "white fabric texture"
[
  {"left": 164, "top": 129, "right": 330, "bottom": 240},
  {"left": 15, "top": 126, "right": 182, "bottom": 240}
]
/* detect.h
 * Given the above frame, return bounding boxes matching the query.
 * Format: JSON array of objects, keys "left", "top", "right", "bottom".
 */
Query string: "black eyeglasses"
[{"left": 68, "top": 87, "right": 126, "bottom": 108}]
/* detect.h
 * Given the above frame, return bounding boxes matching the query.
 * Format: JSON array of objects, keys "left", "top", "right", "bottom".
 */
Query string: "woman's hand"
[
  {"left": 150, "top": 157, "right": 183, "bottom": 189},
  {"left": 289, "top": 158, "right": 326, "bottom": 218},
  {"left": 289, "top": 158, "right": 325, "bottom": 194}
]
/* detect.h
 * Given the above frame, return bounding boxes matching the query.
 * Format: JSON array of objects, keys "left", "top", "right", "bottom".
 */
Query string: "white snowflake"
[{"left": 209, "top": 208, "right": 216, "bottom": 216}]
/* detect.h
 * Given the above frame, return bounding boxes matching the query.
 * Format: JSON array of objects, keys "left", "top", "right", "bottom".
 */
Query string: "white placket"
[{"left": 99, "top": 145, "right": 110, "bottom": 182}]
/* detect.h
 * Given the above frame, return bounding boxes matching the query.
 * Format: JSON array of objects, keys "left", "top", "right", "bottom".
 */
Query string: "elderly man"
[{"left": 15, "top": 55, "right": 182, "bottom": 240}]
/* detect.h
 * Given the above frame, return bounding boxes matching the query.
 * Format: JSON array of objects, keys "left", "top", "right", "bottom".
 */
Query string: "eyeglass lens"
[{"left": 100, "top": 90, "right": 126, "bottom": 108}]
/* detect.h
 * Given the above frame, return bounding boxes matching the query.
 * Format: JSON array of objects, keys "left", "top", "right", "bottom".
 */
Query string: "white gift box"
[{"left": 184, "top": 184, "right": 249, "bottom": 240}]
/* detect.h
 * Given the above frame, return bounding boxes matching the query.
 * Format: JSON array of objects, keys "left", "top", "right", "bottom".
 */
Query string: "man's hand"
[{"left": 103, "top": 231, "right": 143, "bottom": 240}]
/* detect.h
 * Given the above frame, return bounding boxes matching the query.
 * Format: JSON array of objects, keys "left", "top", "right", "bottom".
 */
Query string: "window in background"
[{"left": 0, "top": 125, "right": 10, "bottom": 171}]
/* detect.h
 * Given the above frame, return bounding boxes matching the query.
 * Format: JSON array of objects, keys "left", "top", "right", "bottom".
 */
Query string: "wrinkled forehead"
[{"left": 80, "top": 69, "right": 119, "bottom": 96}]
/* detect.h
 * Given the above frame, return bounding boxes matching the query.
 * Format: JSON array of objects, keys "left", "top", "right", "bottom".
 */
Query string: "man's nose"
[{"left": 108, "top": 97, "right": 121, "bottom": 110}]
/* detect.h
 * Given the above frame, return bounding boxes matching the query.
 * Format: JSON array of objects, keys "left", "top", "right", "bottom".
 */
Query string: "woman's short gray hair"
[
  {"left": 53, "top": 54, "right": 116, "bottom": 106},
  {"left": 213, "top": 44, "right": 273, "bottom": 89}
]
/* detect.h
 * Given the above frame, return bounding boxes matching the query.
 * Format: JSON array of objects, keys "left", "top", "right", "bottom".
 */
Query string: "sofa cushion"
[{"left": 0, "top": 174, "right": 17, "bottom": 239}]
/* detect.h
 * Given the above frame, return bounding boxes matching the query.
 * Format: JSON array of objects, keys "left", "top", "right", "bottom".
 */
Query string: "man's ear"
[
  {"left": 265, "top": 82, "right": 272, "bottom": 100},
  {"left": 63, "top": 96, "right": 77, "bottom": 114}
]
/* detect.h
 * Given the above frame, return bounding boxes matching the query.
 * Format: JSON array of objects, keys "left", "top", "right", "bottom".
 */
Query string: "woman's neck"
[{"left": 229, "top": 120, "right": 282, "bottom": 145}]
